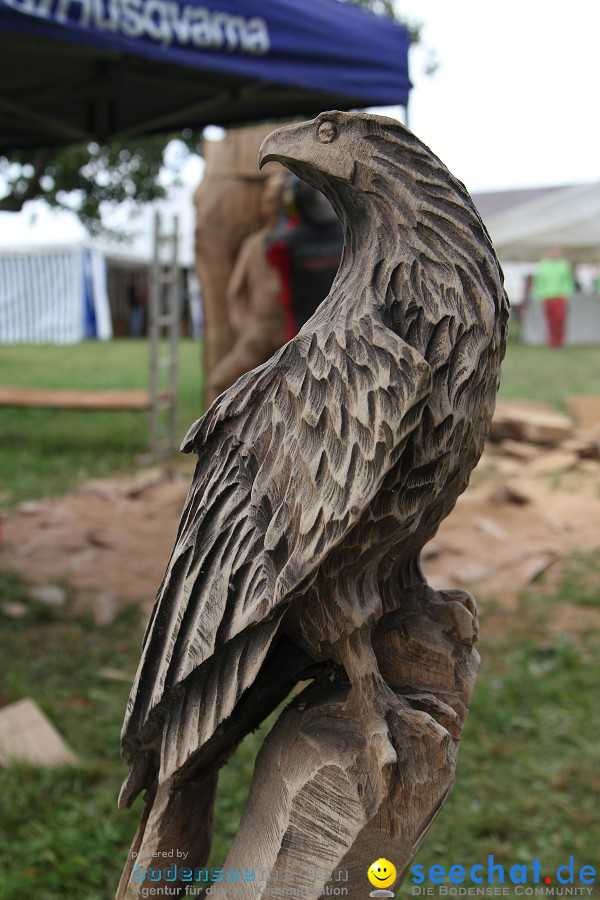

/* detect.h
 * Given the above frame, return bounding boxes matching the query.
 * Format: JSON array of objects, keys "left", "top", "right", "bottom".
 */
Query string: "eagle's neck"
[
  {"left": 329, "top": 186, "right": 415, "bottom": 307},
  {"left": 326, "top": 172, "right": 503, "bottom": 339}
]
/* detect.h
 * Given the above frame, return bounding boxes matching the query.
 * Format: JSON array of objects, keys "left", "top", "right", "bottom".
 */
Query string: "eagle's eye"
[{"left": 317, "top": 120, "right": 338, "bottom": 144}]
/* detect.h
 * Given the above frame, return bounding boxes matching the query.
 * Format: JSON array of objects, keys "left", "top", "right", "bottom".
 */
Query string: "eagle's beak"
[
  {"left": 258, "top": 120, "right": 312, "bottom": 171},
  {"left": 258, "top": 113, "right": 354, "bottom": 189}
]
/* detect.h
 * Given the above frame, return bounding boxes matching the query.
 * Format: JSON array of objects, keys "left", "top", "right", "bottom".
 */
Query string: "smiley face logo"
[{"left": 367, "top": 858, "right": 397, "bottom": 889}]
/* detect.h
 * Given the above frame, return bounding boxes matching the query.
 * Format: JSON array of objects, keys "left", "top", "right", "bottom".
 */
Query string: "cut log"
[
  {"left": 525, "top": 450, "right": 579, "bottom": 474},
  {"left": 0, "top": 386, "right": 171, "bottom": 411},
  {"left": 566, "top": 395, "right": 600, "bottom": 433},
  {"left": 499, "top": 438, "right": 543, "bottom": 460},
  {"left": 488, "top": 481, "right": 534, "bottom": 506},
  {"left": 560, "top": 434, "right": 600, "bottom": 460},
  {"left": 491, "top": 400, "right": 573, "bottom": 446}
]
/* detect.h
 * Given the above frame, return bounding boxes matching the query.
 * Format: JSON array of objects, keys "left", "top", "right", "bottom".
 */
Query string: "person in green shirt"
[{"left": 532, "top": 247, "right": 575, "bottom": 347}]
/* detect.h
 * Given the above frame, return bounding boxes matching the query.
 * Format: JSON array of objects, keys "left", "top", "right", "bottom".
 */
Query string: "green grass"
[
  {"left": 0, "top": 573, "right": 274, "bottom": 899},
  {"left": 498, "top": 324, "right": 600, "bottom": 411},
  {"left": 1, "top": 331, "right": 599, "bottom": 898},
  {"left": 0, "top": 340, "right": 203, "bottom": 504},
  {"left": 398, "top": 600, "right": 600, "bottom": 894},
  {"left": 1, "top": 331, "right": 599, "bottom": 505},
  {"left": 0, "top": 554, "right": 599, "bottom": 899},
  {"left": 558, "top": 552, "right": 600, "bottom": 609},
  {"left": 0, "top": 577, "right": 143, "bottom": 899}
]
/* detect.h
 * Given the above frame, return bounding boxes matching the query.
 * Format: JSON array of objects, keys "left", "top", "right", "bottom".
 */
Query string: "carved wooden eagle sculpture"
[{"left": 117, "top": 111, "right": 509, "bottom": 889}]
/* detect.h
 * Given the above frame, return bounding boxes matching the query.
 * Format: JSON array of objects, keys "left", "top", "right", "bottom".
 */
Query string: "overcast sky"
[{"left": 393, "top": 0, "right": 600, "bottom": 193}]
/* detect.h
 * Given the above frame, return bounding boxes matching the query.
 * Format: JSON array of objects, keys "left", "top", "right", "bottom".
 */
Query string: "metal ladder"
[{"left": 147, "top": 211, "right": 180, "bottom": 460}]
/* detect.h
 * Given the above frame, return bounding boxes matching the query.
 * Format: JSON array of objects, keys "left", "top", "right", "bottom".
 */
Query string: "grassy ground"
[
  {"left": 498, "top": 332, "right": 600, "bottom": 411},
  {"left": 0, "top": 557, "right": 598, "bottom": 899},
  {"left": 1, "top": 330, "right": 600, "bottom": 505},
  {"left": 1, "top": 334, "right": 599, "bottom": 897},
  {"left": 398, "top": 564, "right": 600, "bottom": 895},
  {"left": 0, "top": 340, "right": 203, "bottom": 504},
  {"left": 0, "top": 574, "right": 273, "bottom": 899}
]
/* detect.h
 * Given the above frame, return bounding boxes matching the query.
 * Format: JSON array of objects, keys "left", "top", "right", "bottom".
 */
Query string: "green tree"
[
  {"left": 341, "top": 0, "right": 422, "bottom": 43},
  {"left": 0, "top": 132, "right": 199, "bottom": 237}
]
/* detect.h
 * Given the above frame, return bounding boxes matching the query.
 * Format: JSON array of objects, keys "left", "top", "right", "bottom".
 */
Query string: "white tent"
[
  {"left": 0, "top": 207, "right": 113, "bottom": 343},
  {"left": 478, "top": 183, "right": 600, "bottom": 345},
  {"left": 0, "top": 185, "right": 194, "bottom": 344},
  {"left": 483, "top": 182, "right": 600, "bottom": 264},
  {"left": 0, "top": 241, "right": 112, "bottom": 344},
  {"left": 0, "top": 179, "right": 197, "bottom": 343}
]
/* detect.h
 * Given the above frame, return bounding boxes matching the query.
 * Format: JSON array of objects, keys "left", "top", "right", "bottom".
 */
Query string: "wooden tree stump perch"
[
  {"left": 117, "top": 111, "right": 509, "bottom": 899},
  {"left": 223, "top": 586, "right": 479, "bottom": 900}
]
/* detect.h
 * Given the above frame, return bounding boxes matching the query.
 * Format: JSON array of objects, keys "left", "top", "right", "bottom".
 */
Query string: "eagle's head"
[
  {"left": 259, "top": 111, "right": 359, "bottom": 187},
  {"left": 260, "top": 111, "right": 506, "bottom": 329},
  {"left": 259, "top": 111, "right": 405, "bottom": 245},
  {"left": 258, "top": 110, "right": 483, "bottom": 240}
]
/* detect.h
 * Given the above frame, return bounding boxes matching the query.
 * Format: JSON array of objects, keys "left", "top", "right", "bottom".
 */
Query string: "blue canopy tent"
[{"left": 0, "top": 0, "right": 410, "bottom": 149}]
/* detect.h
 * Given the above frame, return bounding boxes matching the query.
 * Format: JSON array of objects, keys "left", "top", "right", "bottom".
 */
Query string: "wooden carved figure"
[
  {"left": 117, "top": 111, "right": 509, "bottom": 900},
  {"left": 193, "top": 123, "right": 285, "bottom": 408},
  {"left": 208, "top": 173, "right": 288, "bottom": 400}
]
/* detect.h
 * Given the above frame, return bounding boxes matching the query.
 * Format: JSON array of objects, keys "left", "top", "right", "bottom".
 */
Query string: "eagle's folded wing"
[{"left": 120, "top": 307, "right": 431, "bottom": 789}]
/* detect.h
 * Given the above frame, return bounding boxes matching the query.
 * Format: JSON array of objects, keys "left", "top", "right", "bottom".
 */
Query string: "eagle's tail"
[
  {"left": 116, "top": 768, "right": 218, "bottom": 899},
  {"left": 117, "top": 633, "right": 327, "bottom": 897}
]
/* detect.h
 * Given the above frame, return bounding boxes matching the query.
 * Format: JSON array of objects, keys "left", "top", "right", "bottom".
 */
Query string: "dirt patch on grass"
[
  {"left": 1, "top": 456, "right": 599, "bottom": 638},
  {"left": 0, "top": 465, "right": 195, "bottom": 616},
  {"left": 425, "top": 461, "right": 600, "bottom": 600}
]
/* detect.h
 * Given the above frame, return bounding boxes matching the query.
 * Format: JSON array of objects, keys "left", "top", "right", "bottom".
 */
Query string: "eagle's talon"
[
  {"left": 439, "top": 592, "right": 479, "bottom": 644},
  {"left": 438, "top": 588, "right": 477, "bottom": 618}
]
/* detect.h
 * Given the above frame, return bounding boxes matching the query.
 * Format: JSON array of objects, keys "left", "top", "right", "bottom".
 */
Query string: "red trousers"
[{"left": 543, "top": 297, "right": 567, "bottom": 348}]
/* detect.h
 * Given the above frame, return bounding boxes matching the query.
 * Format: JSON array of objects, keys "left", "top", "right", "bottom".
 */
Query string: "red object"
[
  {"left": 267, "top": 237, "right": 296, "bottom": 342},
  {"left": 543, "top": 297, "right": 567, "bottom": 348}
]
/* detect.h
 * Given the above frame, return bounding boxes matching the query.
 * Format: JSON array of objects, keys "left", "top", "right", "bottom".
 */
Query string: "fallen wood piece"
[
  {"left": 93, "top": 593, "right": 118, "bottom": 626},
  {"left": 525, "top": 450, "right": 579, "bottom": 475},
  {"left": 474, "top": 516, "right": 509, "bottom": 541},
  {"left": 452, "top": 562, "right": 492, "bottom": 584},
  {"left": 126, "top": 468, "right": 171, "bottom": 498},
  {"left": 488, "top": 481, "right": 534, "bottom": 506},
  {"left": 522, "top": 550, "right": 558, "bottom": 584},
  {"left": 0, "top": 386, "right": 172, "bottom": 411},
  {"left": 491, "top": 401, "right": 573, "bottom": 446},
  {"left": 17, "top": 500, "right": 45, "bottom": 515},
  {"left": 0, "top": 698, "right": 77, "bottom": 767},
  {"left": 560, "top": 434, "right": 600, "bottom": 460},
  {"left": 29, "top": 584, "right": 66, "bottom": 607},
  {"left": 515, "top": 412, "right": 574, "bottom": 446},
  {"left": 99, "top": 668, "right": 134, "bottom": 683},
  {"left": 86, "top": 529, "right": 113, "bottom": 549},
  {"left": 490, "top": 400, "right": 559, "bottom": 442},
  {"left": 567, "top": 395, "right": 600, "bottom": 433},
  {"left": 495, "top": 399, "right": 558, "bottom": 414},
  {"left": 1, "top": 601, "right": 28, "bottom": 619},
  {"left": 499, "top": 439, "right": 542, "bottom": 461}
]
